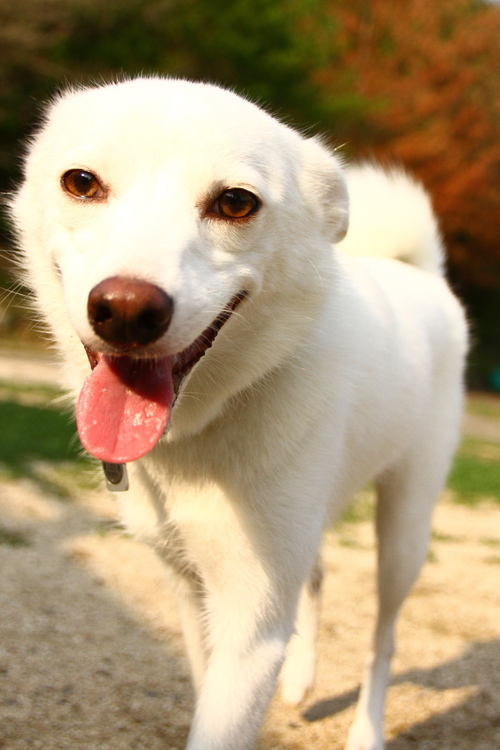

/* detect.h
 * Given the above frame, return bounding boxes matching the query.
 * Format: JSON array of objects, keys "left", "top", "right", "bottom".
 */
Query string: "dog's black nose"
[{"left": 87, "top": 277, "right": 174, "bottom": 348}]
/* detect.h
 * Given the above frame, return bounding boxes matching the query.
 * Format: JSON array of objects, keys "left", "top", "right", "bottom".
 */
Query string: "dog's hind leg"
[
  {"left": 279, "top": 558, "right": 323, "bottom": 705},
  {"left": 345, "top": 471, "right": 436, "bottom": 750},
  {"left": 345, "top": 401, "right": 462, "bottom": 750}
]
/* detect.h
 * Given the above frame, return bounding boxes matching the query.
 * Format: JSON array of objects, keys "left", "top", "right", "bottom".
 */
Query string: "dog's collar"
[{"left": 102, "top": 461, "right": 129, "bottom": 492}]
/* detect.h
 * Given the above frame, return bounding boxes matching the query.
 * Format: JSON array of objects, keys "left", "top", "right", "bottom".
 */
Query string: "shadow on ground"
[{"left": 302, "top": 640, "right": 500, "bottom": 749}]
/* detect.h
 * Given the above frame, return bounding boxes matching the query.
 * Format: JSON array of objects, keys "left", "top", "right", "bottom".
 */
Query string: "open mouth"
[
  {"left": 76, "top": 291, "right": 247, "bottom": 464},
  {"left": 170, "top": 291, "right": 246, "bottom": 392}
]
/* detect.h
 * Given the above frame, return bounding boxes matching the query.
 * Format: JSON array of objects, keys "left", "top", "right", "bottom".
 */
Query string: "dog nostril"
[
  {"left": 138, "top": 309, "right": 169, "bottom": 335},
  {"left": 87, "top": 277, "right": 174, "bottom": 348},
  {"left": 92, "top": 303, "right": 113, "bottom": 325}
]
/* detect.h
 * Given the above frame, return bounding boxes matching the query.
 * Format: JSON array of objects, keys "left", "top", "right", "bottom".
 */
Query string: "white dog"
[{"left": 11, "top": 77, "right": 467, "bottom": 750}]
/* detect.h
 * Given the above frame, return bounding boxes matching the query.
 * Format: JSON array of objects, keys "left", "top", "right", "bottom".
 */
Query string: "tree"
[
  {"left": 0, "top": 0, "right": 367, "bottom": 206},
  {"left": 326, "top": 0, "right": 500, "bottom": 287},
  {"left": 1, "top": 0, "right": 499, "bottom": 365}
]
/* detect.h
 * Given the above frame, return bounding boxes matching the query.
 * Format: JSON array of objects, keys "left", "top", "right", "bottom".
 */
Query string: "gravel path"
[{"left": 0, "top": 480, "right": 499, "bottom": 750}]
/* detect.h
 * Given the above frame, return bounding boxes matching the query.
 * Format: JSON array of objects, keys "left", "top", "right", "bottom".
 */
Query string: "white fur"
[
  {"left": 11, "top": 77, "right": 468, "bottom": 750},
  {"left": 338, "top": 163, "right": 445, "bottom": 274}
]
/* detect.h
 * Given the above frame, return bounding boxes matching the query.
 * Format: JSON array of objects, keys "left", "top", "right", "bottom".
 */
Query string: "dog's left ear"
[{"left": 298, "top": 136, "right": 349, "bottom": 244}]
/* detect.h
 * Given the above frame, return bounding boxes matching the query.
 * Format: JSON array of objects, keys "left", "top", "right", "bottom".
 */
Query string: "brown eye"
[
  {"left": 213, "top": 188, "right": 260, "bottom": 219},
  {"left": 61, "top": 169, "right": 103, "bottom": 199}
]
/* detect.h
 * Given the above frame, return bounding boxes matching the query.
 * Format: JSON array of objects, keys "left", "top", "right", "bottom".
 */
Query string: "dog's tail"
[{"left": 338, "top": 163, "right": 444, "bottom": 275}]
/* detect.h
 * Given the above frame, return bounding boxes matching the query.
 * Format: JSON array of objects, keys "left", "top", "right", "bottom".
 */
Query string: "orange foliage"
[{"left": 324, "top": 0, "right": 500, "bottom": 286}]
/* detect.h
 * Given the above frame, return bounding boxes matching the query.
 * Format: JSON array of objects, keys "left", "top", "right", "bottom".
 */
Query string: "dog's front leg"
[
  {"left": 186, "top": 626, "right": 288, "bottom": 750},
  {"left": 181, "top": 512, "right": 309, "bottom": 750},
  {"left": 185, "top": 578, "right": 297, "bottom": 750}
]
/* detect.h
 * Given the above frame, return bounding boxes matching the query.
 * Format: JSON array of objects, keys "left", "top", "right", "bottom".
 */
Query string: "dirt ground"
[
  {"left": 0, "top": 480, "right": 499, "bottom": 750},
  {"left": 0, "top": 354, "right": 499, "bottom": 749}
]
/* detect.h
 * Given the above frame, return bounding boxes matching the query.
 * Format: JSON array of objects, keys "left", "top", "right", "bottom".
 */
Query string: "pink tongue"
[{"left": 76, "top": 355, "right": 175, "bottom": 463}]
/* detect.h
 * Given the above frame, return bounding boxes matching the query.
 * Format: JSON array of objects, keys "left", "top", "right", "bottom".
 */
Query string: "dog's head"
[{"left": 12, "top": 77, "right": 348, "bottom": 461}]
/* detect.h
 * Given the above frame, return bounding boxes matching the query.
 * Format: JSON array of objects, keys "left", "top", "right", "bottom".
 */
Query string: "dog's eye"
[
  {"left": 213, "top": 189, "right": 260, "bottom": 219},
  {"left": 61, "top": 169, "right": 103, "bottom": 199}
]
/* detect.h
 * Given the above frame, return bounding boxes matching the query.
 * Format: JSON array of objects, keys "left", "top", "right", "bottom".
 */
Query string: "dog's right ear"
[{"left": 298, "top": 136, "right": 349, "bottom": 244}]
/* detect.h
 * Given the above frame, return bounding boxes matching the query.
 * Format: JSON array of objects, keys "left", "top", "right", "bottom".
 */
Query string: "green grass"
[
  {"left": 466, "top": 395, "right": 500, "bottom": 421},
  {"left": 0, "top": 380, "right": 499, "bottom": 507},
  {"left": 0, "top": 400, "right": 79, "bottom": 465},
  {"left": 340, "top": 488, "right": 375, "bottom": 524},
  {"left": 0, "top": 527, "right": 31, "bottom": 547},
  {"left": 431, "top": 530, "right": 464, "bottom": 543},
  {"left": 448, "top": 437, "right": 500, "bottom": 506},
  {"left": 337, "top": 435, "right": 500, "bottom": 524},
  {"left": 0, "top": 380, "right": 95, "bottom": 496},
  {"left": 449, "top": 392, "right": 500, "bottom": 505},
  {"left": 480, "top": 537, "right": 500, "bottom": 547}
]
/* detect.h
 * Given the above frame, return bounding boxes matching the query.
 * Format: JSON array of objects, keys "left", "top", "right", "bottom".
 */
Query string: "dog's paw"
[
  {"left": 344, "top": 716, "right": 384, "bottom": 750},
  {"left": 279, "top": 635, "right": 315, "bottom": 705}
]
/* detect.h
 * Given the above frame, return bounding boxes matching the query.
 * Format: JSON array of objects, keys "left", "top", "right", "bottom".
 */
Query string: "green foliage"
[
  {"left": 47, "top": 0, "right": 353, "bottom": 127},
  {"left": 463, "top": 287, "right": 500, "bottom": 389},
  {"left": 0, "top": 0, "right": 368, "bottom": 246},
  {"left": 165, "top": 0, "right": 338, "bottom": 119}
]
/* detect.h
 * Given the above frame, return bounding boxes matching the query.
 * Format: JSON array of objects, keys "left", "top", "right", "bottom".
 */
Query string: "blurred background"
[
  {"left": 0, "top": 8, "right": 499, "bottom": 743},
  {"left": 0, "top": 0, "right": 499, "bottom": 388}
]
